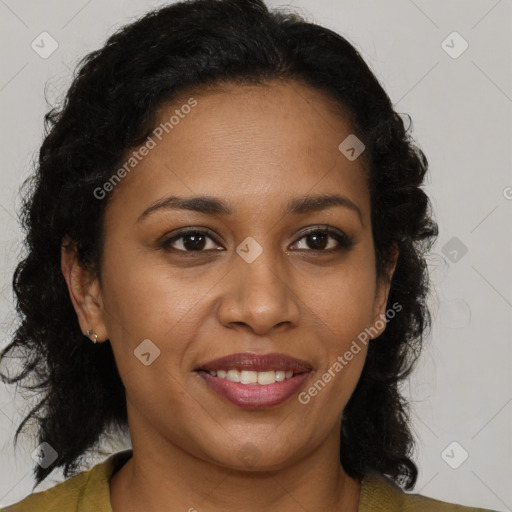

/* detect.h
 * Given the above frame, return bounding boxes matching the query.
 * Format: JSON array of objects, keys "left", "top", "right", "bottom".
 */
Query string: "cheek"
[
  {"left": 298, "top": 251, "right": 377, "bottom": 346},
  {"left": 296, "top": 265, "right": 375, "bottom": 421},
  {"left": 99, "top": 249, "right": 201, "bottom": 363}
]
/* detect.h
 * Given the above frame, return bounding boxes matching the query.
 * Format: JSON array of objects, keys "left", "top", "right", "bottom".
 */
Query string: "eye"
[
  {"left": 160, "top": 226, "right": 354, "bottom": 254},
  {"left": 291, "top": 226, "right": 354, "bottom": 252},
  {"left": 160, "top": 228, "right": 223, "bottom": 252}
]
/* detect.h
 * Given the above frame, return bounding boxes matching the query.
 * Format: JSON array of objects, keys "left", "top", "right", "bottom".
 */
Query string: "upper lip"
[{"left": 195, "top": 352, "right": 313, "bottom": 373}]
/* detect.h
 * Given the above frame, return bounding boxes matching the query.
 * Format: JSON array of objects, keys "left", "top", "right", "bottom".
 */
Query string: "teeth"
[
  {"left": 257, "top": 371, "right": 275, "bottom": 385},
  {"left": 206, "top": 369, "right": 298, "bottom": 385},
  {"left": 226, "top": 369, "right": 240, "bottom": 382},
  {"left": 275, "top": 371, "right": 285, "bottom": 382},
  {"left": 240, "top": 370, "right": 258, "bottom": 384}
]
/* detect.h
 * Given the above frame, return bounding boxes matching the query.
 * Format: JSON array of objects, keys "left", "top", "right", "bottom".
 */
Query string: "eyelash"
[{"left": 159, "top": 226, "right": 354, "bottom": 254}]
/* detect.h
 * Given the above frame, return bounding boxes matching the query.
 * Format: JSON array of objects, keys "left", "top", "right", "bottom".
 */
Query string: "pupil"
[
  {"left": 308, "top": 232, "right": 327, "bottom": 250},
  {"left": 184, "top": 234, "right": 205, "bottom": 250}
]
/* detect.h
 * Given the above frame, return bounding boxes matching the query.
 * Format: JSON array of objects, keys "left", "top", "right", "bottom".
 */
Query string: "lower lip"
[{"left": 196, "top": 371, "right": 311, "bottom": 409}]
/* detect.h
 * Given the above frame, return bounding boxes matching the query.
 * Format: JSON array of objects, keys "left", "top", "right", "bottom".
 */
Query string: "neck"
[{"left": 110, "top": 426, "right": 361, "bottom": 512}]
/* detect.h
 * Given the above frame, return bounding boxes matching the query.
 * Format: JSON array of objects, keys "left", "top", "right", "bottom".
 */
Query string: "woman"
[{"left": 0, "top": 0, "right": 498, "bottom": 510}]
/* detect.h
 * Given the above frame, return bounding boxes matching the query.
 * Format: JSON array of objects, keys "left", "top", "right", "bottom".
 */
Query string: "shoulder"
[
  {"left": 359, "top": 472, "right": 499, "bottom": 512},
  {"left": 1, "top": 450, "right": 132, "bottom": 512},
  {"left": 1, "top": 466, "right": 99, "bottom": 512}
]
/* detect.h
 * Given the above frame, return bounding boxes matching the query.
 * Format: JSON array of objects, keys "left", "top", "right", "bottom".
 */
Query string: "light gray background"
[{"left": 0, "top": 0, "right": 511, "bottom": 510}]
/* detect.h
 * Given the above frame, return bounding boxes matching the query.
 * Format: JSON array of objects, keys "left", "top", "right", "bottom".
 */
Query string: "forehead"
[{"left": 106, "top": 80, "right": 370, "bottom": 221}]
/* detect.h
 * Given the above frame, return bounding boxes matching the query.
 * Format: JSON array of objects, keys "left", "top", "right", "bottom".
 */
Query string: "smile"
[{"left": 204, "top": 369, "right": 296, "bottom": 385}]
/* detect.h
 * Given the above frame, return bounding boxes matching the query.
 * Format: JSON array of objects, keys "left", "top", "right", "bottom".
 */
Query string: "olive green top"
[{"left": 1, "top": 450, "right": 498, "bottom": 511}]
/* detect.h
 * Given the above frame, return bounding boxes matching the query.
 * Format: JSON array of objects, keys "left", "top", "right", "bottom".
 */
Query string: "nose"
[{"left": 216, "top": 247, "right": 300, "bottom": 336}]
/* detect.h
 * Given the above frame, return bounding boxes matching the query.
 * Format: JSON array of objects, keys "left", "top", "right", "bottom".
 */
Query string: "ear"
[
  {"left": 61, "top": 238, "right": 108, "bottom": 343},
  {"left": 370, "top": 243, "right": 399, "bottom": 339}
]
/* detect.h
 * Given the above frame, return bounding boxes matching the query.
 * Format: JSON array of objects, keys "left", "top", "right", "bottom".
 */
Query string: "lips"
[
  {"left": 194, "top": 352, "right": 313, "bottom": 409},
  {"left": 195, "top": 352, "right": 313, "bottom": 373}
]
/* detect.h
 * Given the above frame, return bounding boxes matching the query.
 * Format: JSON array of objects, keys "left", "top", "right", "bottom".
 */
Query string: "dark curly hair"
[{"left": 0, "top": 0, "right": 438, "bottom": 491}]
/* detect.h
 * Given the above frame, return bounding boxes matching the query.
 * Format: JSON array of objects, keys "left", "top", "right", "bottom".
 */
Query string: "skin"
[{"left": 61, "top": 80, "right": 397, "bottom": 512}]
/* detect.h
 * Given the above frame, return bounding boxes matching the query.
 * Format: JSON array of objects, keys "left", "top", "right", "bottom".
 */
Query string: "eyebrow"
[{"left": 137, "top": 193, "right": 363, "bottom": 225}]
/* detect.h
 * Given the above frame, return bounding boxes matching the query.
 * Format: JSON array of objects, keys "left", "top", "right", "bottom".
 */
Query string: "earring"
[{"left": 86, "top": 329, "right": 99, "bottom": 344}]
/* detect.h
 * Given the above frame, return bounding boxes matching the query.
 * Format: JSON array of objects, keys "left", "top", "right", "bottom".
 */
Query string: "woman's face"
[{"left": 75, "top": 80, "right": 395, "bottom": 470}]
